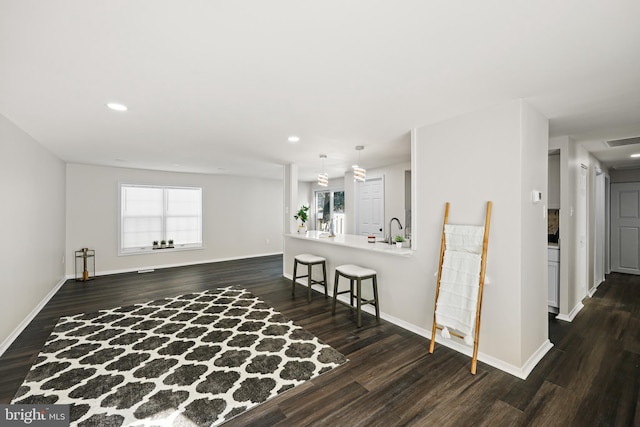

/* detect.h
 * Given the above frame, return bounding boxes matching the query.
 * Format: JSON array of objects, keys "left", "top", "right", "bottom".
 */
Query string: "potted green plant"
[
  {"left": 394, "top": 235, "right": 405, "bottom": 248},
  {"left": 294, "top": 205, "right": 310, "bottom": 233},
  {"left": 168, "top": 239, "right": 174, "bottom": 248},
  {"left": 160, "top": 239, "right": 167, "bottom": 249},
  {"left": 153, "top": 240, "right": 159, "bottom": 249}
]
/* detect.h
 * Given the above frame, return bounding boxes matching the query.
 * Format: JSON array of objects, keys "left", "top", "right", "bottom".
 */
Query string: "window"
[
  {"left": 314, "top": 189, "right": 345, "bottom": 234},
  {"left": 119, "top": 184, "right": 202, "bottom": 254}
]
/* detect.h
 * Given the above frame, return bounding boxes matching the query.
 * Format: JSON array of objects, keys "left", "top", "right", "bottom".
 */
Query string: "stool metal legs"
[
  {"left": 292, "top": 260, "right": 298, "bottom": 298},
  {"left": 307, "top": 263, "right": 312, "bottom": 303},
  {"left": 356, "top": 278, "right": 362, "bottom": 327},
  {"left": 372, "top": 275, "right": 380, "bottom": 322},
  {"left": 332, "top": 271, "right": 379, "bottom": 327},
  {"left": 292, "top": 259, "right": 327, "bottom": 303}
]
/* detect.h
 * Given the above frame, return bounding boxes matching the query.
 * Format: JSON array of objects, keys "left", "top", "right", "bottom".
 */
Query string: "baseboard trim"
[
  {"left": 65, "top": 252, "right": 284, "bottom": 280},
  {"left": 285, "top": 273, "right": 548, "bottom": 379},
  {"left": 4, "top": 254, "right": 283, "bottom": 357},
  {"left": 587, "top": 279, "right": 604, "bottom": 297},
  {"left": 520, "top": 339, "right": 554, "bottom": 378},
  {"left": 556, "top": 301, "right": 584, "bottom": 322},
  {"left": 0, "top": 276, "right": 67, "bottom": 358}
]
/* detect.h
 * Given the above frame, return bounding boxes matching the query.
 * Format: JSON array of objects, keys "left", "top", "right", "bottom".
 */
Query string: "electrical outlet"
[
  {"left": 265, "top": 238, "right": 270, "bottom": 245},
  {"left": 62, "top": 255, "right": 65, "bottom": 264}
]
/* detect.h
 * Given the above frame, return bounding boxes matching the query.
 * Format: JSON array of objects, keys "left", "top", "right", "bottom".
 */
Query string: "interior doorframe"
[
  {"left": 591, "top": 169, "right": 606, "bottom": 296},
  {"left": 605, "top": 174, "right": 611, "bottom": 274},
  {"left": 579, "top": 164, "right": 588, "bottom": 298}
]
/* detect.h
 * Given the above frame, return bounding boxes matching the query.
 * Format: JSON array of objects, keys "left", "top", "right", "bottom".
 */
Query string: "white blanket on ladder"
[{"left": 435, "top": 224, "right": 484, "bottom": 345}]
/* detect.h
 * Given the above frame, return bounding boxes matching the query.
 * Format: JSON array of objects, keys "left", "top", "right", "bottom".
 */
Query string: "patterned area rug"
[{"left": 12, "top": 287, "right": 347, "bottom": 426}]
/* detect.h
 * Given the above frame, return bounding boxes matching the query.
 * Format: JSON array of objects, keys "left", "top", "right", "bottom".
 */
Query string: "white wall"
[
  {"left": 66, "top": 163, "right": 283, "bottom": 276},
  {"left": 0, "top": 114, "right": 66, "bottom": 349},
  {"left": 415, "top": 99, "right": 549, "bottom": 368},
  {"left": 519, "top": 103, "right": 551, "bottom": 362},
  {"left": 284, "top": 164, "right": 298, "bottom": 235},
  {"left": 297, "top": 181, "right": 312, "bottom": 214}
]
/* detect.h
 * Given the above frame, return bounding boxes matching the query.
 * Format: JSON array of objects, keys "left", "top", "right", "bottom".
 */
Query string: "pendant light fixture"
[
  {"left": 353, "top": 145, "right": 366, "bottom": 182},
  {"left": 318, "top": 154, "right": 328, "bottom": 187}
]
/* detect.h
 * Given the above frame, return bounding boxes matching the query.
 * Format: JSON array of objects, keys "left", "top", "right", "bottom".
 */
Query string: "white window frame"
[
  {"left": 313, "top": 187, "right": 345, "bottom": 234},
  {"left": 118, "top": 183, "right": 203, "bottom": 255}
]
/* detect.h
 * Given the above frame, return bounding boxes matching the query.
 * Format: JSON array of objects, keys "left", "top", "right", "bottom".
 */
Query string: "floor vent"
[{"left": 605, "top": 136, "right": 640, "bottom": 148}]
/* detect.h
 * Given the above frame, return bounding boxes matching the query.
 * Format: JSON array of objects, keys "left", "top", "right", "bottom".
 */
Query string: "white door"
[
  {"left": 611, "top": 182, "right": 640, "bottom": 275},
  {"left": 356, "top": 177, "right": 384, "bottom": 237}
]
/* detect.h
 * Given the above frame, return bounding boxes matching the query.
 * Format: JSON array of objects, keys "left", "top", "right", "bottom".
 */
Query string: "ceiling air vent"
[{"left": 605, "top": 136, "right": 640, "bottom": 148}]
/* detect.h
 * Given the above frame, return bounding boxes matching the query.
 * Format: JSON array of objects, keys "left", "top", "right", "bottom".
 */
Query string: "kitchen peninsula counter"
[
  {"left": 283, "top": 230, "right": 417, "bottom": 332},
  {"left": 286, "top": 231, "right": 413, "bottom": 257}
]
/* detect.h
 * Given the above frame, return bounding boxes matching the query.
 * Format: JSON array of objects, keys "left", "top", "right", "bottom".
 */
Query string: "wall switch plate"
[{"left": 532, "top": 190, "right": 542, "bottom": 203}]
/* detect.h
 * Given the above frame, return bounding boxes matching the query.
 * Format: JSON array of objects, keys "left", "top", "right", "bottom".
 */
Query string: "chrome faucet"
[{"left": 388, "top": 217, "right": 403, "bottom": 245}]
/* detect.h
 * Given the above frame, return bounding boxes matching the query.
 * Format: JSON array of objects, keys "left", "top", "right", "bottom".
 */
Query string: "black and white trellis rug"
[{"left": 12, "top": 287, "right": 347, "bottom": 426}]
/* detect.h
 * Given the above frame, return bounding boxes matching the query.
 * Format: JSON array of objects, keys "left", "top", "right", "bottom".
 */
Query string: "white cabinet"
[{"left": 548, "top": 247, "right": 559, "bottom": 311}]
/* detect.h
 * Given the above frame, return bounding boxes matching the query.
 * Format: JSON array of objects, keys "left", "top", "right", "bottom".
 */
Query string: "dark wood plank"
[{"left": 1, "top": 257, "right": 639, "bottom": 426}]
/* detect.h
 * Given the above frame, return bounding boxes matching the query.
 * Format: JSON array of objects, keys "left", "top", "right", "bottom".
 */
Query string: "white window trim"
[
  {"left": 313, "top": 186, "right": 345, "bottom": 233},
  {"left": 118, "top": 183, "right": 204, "bottom": 256}
]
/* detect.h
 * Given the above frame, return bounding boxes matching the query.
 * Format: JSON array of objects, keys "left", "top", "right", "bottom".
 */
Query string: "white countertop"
[{"left": 286, "top": 231, "right": 413, "bottom": 257}]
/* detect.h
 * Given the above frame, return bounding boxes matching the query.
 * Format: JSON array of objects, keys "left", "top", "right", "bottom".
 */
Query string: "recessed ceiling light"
[
  {"left": 288, "top": 136, "right": 300, "bottom": 143},
  {"left": 631, "top": 153, "right": 640, "bottom": 158},
  {"left": 107, "top": 102, "right": 128, "bottom": 112}
]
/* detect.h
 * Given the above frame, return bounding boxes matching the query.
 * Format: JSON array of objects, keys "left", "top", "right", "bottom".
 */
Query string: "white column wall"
[
  {"left": 415, "top": 100, "right": 528, "bottom": 366},
  {"left": 519, "top": 102, "right": 551, "bottom": 361},
  {"left": 284, "top": 100, "right": 551, "bottom": 375},
  {"left": 284, "top": 164, "right": 298, "bottom": 235}
]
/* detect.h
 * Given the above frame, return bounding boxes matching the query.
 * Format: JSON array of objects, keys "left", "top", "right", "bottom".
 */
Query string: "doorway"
[{"left": 611, "top": 182, "right": 640, "bottom": 275}]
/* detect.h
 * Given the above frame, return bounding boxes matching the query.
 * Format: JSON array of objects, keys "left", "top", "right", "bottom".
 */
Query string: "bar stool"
[
  {"left": 292, "top": 254, "right": 328, "bottom": 303},
  {"left": 332, "top": 264, "right": 380, "bottom": 327}
]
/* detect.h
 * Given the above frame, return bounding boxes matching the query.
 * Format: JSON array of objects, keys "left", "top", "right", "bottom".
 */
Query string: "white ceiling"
[{"left": 2, "top": 1, "right": 640, "bottom": 181}]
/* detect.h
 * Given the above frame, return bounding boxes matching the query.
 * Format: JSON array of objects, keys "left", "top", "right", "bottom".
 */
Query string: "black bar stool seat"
[
  {"left": 292, "top": 254, "right": 328, "bottom": 302},
  {"left": 332, "top": 264, "right": 380, "bottom": 327}
]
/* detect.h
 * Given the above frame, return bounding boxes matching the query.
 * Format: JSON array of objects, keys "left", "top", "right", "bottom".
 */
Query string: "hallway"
[{"left": 544, "top": 272, "right": 640, "bottom": 425}]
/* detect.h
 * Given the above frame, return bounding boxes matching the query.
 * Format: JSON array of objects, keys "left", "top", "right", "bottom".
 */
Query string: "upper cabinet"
[{"left": 548, "top": 153, "right": 560, "bottom": 209}]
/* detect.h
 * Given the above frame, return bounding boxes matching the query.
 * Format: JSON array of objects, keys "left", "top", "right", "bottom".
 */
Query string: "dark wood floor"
[{"left": 1, "top": 255, "right": 638, "bottom": 426}]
